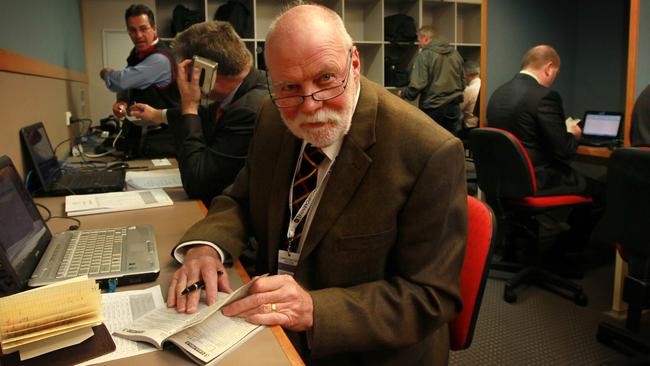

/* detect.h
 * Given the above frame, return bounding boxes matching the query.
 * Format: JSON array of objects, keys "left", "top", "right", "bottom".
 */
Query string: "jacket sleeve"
[
  {"left": 401, "top": 51, "right": 433, "bottom": 101},
  {"left": 167, "top": 104, "right": 255, "bottom": 204},
  {"left": 309, "top": 137, "right": 467, "bottom": 357},
  {"left": 536, "top": 90, "right": 578, "bottom": 160}
]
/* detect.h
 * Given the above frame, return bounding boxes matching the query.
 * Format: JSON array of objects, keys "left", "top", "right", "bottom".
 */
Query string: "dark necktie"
[
  {"left": 215, "top": 104, "right": 224, "bottom": 122},
  {"left": 286, "top": 144, "right": 326, "bottom": 252}
]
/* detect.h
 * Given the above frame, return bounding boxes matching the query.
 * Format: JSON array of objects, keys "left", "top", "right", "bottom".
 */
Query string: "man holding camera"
[
  {"left": 100, "top": 3, "right": 180, "bottom": 158},
  {"left": 130, "top": 21, "right": 268, "bottom": 205}
]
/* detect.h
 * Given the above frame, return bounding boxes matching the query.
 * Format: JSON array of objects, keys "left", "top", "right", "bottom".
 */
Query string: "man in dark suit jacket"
[
  {"left": 487, "top": 45, "right": 604, "bottom": 265},
  {"left": 131, "top": 21, "right": 268, "bottom": 205},
  {"left": 166, "top": 5, "right": 467, "bottom": 365}
]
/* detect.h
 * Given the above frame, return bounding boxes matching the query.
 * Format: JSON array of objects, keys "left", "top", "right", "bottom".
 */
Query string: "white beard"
[{"left": 281, "top": 85, "right": 356, "bottom": 148}]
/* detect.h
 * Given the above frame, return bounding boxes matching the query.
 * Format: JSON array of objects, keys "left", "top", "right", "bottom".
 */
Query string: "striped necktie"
[{"left": 286, "top": 144, "right": 326, "bottom": 252}]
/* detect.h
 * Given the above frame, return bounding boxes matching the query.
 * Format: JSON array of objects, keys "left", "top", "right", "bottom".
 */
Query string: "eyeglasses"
[
  {"left": 267, "top": 48, "right": 353, "bottom": 108},
  {"left": 127, "top": 25, "right": 153, "bottom": 35}
]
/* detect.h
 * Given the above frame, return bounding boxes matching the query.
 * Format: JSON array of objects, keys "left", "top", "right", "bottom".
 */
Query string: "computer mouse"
[{"left": 106, "top": 162, "right": 129, "bottom": 170}]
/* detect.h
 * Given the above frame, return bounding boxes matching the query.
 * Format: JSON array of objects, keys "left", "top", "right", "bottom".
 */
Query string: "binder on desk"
[{"left": 0, "top": 323, "right": 116, "bottom": 366}]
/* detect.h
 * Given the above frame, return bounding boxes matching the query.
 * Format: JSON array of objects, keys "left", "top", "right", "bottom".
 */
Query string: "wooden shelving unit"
[{"left": 154, "top": 0, "right": 481, "bottom": 87}]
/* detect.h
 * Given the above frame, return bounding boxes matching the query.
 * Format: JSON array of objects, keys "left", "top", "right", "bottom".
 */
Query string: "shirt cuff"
[
  {"left": 162, "top": 109, "right": 168, "bottom": 124},
  {"left": 173, "top": 241, "right": 226, "bottom": 264}
]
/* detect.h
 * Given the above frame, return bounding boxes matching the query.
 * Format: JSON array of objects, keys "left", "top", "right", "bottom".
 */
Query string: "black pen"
[
  {"left": 181, "top": 280, "right": 205, "bottom": 296},
  {"left": 180, "top": 270, "right": 224, "bottom": 296}
]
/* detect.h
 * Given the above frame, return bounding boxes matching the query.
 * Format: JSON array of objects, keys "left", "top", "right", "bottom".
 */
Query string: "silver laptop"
[
  {"left": 579, "top": 111, "right": 623, "bottom": 147},
  {"left": 0, "top": 155, "right": 159, "bottom": 293}
]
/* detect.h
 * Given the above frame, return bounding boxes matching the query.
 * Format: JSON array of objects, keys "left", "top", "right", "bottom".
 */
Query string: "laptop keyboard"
[
  {"left": 56, "top": 228, "right": 125, "bottom": 278},
  {"left": 64, "top": 171, "right": 122, "bottom": 189}
]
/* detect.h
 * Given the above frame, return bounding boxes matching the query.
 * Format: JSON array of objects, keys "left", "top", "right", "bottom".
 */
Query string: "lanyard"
[{"left": 286, "top": 149, "right": 335, "bottom": 253}]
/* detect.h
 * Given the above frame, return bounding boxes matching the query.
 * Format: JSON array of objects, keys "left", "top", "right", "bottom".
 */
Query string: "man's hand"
[
  {"left": 568, "top": 123, "right": 583, "bottom": 139},
  {"left": 100, "top": 67, "right": 113, "bottom": 81},
  {"left": 222, "top": 275, "right": 314, "bottom": 332},
  {"left": 129, "top": 103, "right": 163, "bottom": 125},
  {"left": 177, "top": 59, "right": 201, "bottom": 115},
  {"left": 112, "top": 101, "right": 128, "bottom": 119},
  {"left": 167, "top": 245, "right": 233, "bottom": 314}
]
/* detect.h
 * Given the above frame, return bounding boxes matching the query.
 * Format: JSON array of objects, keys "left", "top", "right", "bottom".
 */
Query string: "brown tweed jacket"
[{"left": 176, "top": 77, "right": 468, "bottom": 365}]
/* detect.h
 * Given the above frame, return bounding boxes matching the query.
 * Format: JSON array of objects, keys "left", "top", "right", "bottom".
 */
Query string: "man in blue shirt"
[{"left": 99, "top": 3, "right": 179, "bottom": 158}]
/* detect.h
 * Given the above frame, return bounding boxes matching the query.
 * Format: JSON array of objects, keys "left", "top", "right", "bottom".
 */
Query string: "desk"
[
  {"left": 34, "top": 192, "right": 303, "bottom": 366},
  {"left": 577, "top": 145, "right": 614, "bottom": 158}
]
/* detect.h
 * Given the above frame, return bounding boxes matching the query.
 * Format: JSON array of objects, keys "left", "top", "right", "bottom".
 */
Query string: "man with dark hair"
[
  {"left": 164, "top": 5, "right": 467, "bottom": 365},
  {"left": 100, "top": 3, "right": 179, "bottom": 158},
  {"left": 487, "top": 44, "right": 605, "bottom": 273},
  {"left": 398, "top": 25, "right": 465, "bottom": 135},
  {"left": 131, "top": 21, "right": 267, "bottom": 205}
]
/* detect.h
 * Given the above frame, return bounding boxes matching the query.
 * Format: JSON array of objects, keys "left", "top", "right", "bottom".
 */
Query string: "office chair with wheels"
[
  {"left": 469, "top": 127, "right": 590, "bottom": 306},
  {"left": 449, "top": 196, "right": 496, "bottom": 350},
  {"left": 597, "top": 147, "right": 650, "bottom": 356}
]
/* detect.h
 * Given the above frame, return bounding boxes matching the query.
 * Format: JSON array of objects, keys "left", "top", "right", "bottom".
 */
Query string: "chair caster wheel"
[
  {"left": 504, "top": 288, "right": 517, "bottom": 303},
  {"left": 574, "top": 293, "right": 588, "bottom": 307}
]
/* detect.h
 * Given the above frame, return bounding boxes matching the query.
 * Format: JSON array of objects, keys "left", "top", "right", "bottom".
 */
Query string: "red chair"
[
  {"left": 449, "top": 196, "right": 496, "bottom": 350},
  {"left": 469, "top": 127, "right": 590, "bottom": 306}
]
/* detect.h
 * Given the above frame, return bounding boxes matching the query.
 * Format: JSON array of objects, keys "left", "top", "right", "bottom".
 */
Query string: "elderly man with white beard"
[{"left": 165, "top": 4, "right": 467, "bottom": 365}]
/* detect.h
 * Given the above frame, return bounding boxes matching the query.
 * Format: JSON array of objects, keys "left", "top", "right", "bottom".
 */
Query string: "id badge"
[{"left": 278, "top": 250, "right": 299, "bottom": 276}]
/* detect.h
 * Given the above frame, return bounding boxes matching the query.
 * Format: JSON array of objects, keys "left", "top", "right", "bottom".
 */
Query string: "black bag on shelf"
[
  {"left": 214, "top": 0, "right": 251, "bottom": 37},
  {"left": 384, "top": 45, "right": 411, "bottom": 87},
  {"left": 171, "top": 4, "right": 203, "bottom": 36},
  {"left": 384, "top": 14, "right": 417, "bottom": 43}
]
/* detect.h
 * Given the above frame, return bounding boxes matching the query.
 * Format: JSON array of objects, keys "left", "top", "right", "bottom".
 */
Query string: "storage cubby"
[
  {"left": 155, "top": 0, "right": 205, "bottom": 39},
  {"left": 153, "top": 0, "right": 481, "bottom": 86},
  {"left": 457, "top": 3, "right": 481, "bottom": 45},
  {"left": 344, "top": 0, "right": 383, "bottom": 42},
  {"left": 422, "top": 1, "right": 455, "bottom": 43}
]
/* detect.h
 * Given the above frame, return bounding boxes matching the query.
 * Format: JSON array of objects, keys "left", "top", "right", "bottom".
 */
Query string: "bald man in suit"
[
  {"left": 166, "top": 5, "right": 467, "bottom": 365},
  {"left": 487, "top": 44, "right": 605, "bottom": 272}
]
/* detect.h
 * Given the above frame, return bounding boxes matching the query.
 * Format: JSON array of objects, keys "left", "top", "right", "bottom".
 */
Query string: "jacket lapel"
[{"left": 298, "top": 77, "right": 378, "bottom": 262}]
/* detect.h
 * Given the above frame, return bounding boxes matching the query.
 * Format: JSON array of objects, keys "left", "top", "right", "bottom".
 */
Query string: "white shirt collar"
[{"left": 519, "top": 70, "right": 540, "bottom": 84}]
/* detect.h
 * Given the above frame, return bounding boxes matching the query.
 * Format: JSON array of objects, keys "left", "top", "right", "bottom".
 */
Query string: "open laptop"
[
  {"left": 20, "top": 122, "right": 125, "bottom": 196},
  {"left": 579, "top": 111, "right": 623, "bottom": 147},
  {"left": 0, "top": 155, "right": 159, "bottom": 293}
]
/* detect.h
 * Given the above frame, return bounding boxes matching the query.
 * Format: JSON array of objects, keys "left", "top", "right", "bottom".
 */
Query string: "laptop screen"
[
  {"left": 20, "top": 123, "right": 60, "bottom": 187},
  {"left": 0, "top": 156, "right": 51, "bottom": 290},
  {"left": 582, "top": 112, "right": 622, "bottom": 138}
]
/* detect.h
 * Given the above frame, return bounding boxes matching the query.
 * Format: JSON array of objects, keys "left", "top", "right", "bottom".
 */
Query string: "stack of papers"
[
  {"left": 125, "top": 168, "right": 182, "bottom": 190},
  {"left": 65, "top": 189, "right": 173, "bottom": 216}
]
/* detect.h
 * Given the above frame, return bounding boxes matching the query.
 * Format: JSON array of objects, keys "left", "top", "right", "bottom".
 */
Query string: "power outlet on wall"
[{"left": 65, "top": 111, "right": 73, "bottom": 126}]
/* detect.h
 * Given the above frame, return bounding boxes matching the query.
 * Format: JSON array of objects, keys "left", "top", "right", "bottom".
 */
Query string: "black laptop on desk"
[
  {"left": 0, "top": 155, "right": 160, "bottom": 294},
  {"left": 20, "top": 122, "right": 125, "bottom": 196},
  {"left": 578, "top": 111, "right": 623, "bottom": 147}
]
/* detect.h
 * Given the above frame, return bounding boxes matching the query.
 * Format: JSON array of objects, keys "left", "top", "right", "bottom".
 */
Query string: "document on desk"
[
  {"left": 113, "top": 275, "right": 267, "bottom": 365},
  {"left": 65, "top": 189, "right": 173, "bottom": 216},
  {"left": 75, "top": 285, "right": 164, "bottom": 366},
  {"left": 125, "top": 168, "right": 182, "bottom": 190}
]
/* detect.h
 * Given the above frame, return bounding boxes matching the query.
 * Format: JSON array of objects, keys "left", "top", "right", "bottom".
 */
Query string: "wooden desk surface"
[
  {"left": 34, "top": 192, "right": 303, "bottom": 366},
  {"left": 577, "top": 145, "right": 614, "bottom": 158}
]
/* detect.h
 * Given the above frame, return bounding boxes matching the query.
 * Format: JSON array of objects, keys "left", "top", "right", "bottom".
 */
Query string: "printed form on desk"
[
  {"left": 76, "top": 285, "right": 165, "bottom": 366},
  {"left": 65, "top": 189, "right": 173, "bottom": 216},
  {"left": 126, "top": 168, "right": 182, "bottom": 190}
]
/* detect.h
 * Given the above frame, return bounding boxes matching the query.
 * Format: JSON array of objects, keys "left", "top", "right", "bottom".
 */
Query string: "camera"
[{"left": 188, "top": 55, "right": 218, "bottom": 96}]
